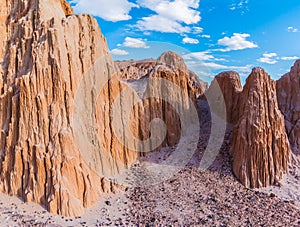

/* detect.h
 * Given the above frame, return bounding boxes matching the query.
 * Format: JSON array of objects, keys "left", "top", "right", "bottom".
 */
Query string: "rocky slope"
[
  {"left": 0, "top": 102, "right": 298, "bottom": 226},
  {"left": 277, "top": 60, "right": 300, "bottom": 154}
]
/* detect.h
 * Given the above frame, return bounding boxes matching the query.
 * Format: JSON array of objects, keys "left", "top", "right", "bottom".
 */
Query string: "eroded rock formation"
[
  {"left": 0, "top": 1, "right": 201, "bottom": 216},
  {"left": 231, "top": 68, "right": 290, "bottom": 188},
  {"left": 277, "top": 60, "right": 300, "bottom": 154},
  {"left": 205, "top": 71, "right": 242, "bottom": 124},
  {"left": 0, "top": 0, "right": 115, "bottom": 216},
  {"left": 117, "top": 59, "right": 157, "bottom": 80},
  {"left": 117, "top": 52, "right": 203, "bottom": 148},
  {"left": 211, "top": 68, "right": 290, "bottom": 188},
  {"left": 117, "top": 52, "right": 208, "bottom": 97}
]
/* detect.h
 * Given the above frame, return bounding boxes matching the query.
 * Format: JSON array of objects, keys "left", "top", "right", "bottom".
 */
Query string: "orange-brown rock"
[
  {"left": 117, "top": 59, "right": 157, "bottom": 80},
  {"left": 231, "top": 68, "right": 290, "bottom": 188},
  {"left": 60, "top": 0, "right": 73, "bottom": 16},
  {"left": 205, "top": 71, "right": 242, "bottom": 124},
  {"left": 0, "top": 0, "right": 115, "bottom": 216},
  {"left": 188, "top": 70, "right": 208, "bottom": 98},
  {"left": 116, "top": 52, "right": 207, "bottom": 97},
  {"left": 119, "top": 52, "right": 202, "bottom": 148},
  {"left": 0, "top": 1, "right": 201, "bottom": 216},
  {"left": 277, "top": 60, "right": 300, "bottom": 154}
]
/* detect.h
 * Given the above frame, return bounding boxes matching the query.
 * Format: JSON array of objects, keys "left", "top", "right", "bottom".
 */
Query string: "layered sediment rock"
[
  {"left": 277, "top": 60, "right": 300, "bottom": 154},
  {"left": 231, "top": 68, "right": 290, "bottom": 188}
]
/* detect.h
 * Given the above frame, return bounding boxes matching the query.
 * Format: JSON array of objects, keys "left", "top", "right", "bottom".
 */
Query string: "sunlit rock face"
[{"left": 0, "top": 0, "right": 202, "bottom": 216}]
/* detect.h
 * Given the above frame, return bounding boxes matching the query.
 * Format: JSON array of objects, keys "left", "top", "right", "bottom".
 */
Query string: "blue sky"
[{"left": 68, "top": 0, "right": 300, "bottom": 83}]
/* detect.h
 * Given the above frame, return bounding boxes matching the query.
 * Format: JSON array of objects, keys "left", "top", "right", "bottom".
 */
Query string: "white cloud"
[
  {"left": 123, "top": 37, "right": 149, "bottom": 48},
  {"left": 201, "top": 62, "right": 252, "bottom": 72},
  {"left": 187, "top": 60, "right": 252, "bottom": 73},
  {"left": 191, "top": 26, "right": 203, "bottom": 34},
  {"left": 288, "top": 26, "right": 299, "bottom": 32},
  {"left": 71, "top": 0, "right": 138, "bottom": 22},
  {"left": 136, "top": 15, "right": 190, "bottom": 33},
  {"left": 281, "top": 56, "right": 299, "bottom": 61},
  {"left": 229, "top": 0, "right": 249, "bottom": 13},
  {"left": 182, "top": 37, "right": 199, "bottom": 44},
  {"left": 201, "top": 34, "right": 211, "bottom": 39},
  {"left": 185, "top": 50, "right": 252, "bottom": 75},
  {"left": 258, "top": 53, "right": 278, "bottom": 64},
  {"left": 136, "top": 0, "right": 201, "bottom": 33},
  {"left": 217, "top": 33, "right": 258, "bottom": 52},
  {"left": 111, "top": 48, "right": 129, "bottom": 55},
  {"left": 183, "top": 51, "right": 215, "bottom": 61}
]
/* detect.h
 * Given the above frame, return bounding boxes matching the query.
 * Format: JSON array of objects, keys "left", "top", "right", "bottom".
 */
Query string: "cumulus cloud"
[
  {"left": 182, "top": 37, "right": 199, "bottom": 44},
  {"left": 136, "top": 0, "right": 201, "bottom": 33},
  {"left": 217, "top": 33, "right": 258, "bottom": 52},
  {"left": 201, "top": 62, "right": 252, "bottom": 72},
  {"left": 287, "top": 26, "right": 299, "bottom": 33},
  {"left": 111, "top": 48, "right": 129, "bottom": 55},
  {"left": 187, "top": 60, "right": 252, "bottom": 74},
  {"left": 70, "top": 0, "right": 138, "bottom": 22},
  {"left": 136, "top": 15, "right": 190, "bottom": 33},
  {"left": 183, "top": 51, "right": 215, "bottom": 61},
  {"left": 258, "top": 53, "right": 278, "bottom": 64},
  {"left": 281, "top": 56, "right": 299, "bottom": 61},
  {"left": 123, "top": 37, "right": 149, "bottom": 48}
]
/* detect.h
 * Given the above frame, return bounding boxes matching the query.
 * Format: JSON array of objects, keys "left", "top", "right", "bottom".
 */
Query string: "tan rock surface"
[
  {"left": 0, "top": 0, "right": 114, "bottom": 216},
  {"left": 277, "top": 60, "right": 300, "bottom": 154},
  {"left": 205, "top": 71, "right": 242, "bottom": 124},
  {"left": 0, "top": 1, "right": 201, "bottom": 216},
  {"left": 116, "top": 51, "right": 207, "bottom": 97},
  {"left": 231, "top": 68, "right": 290, "bottom": 188},
  {"left": 117, "top": 59, "right": 157, "bottom": 80}
]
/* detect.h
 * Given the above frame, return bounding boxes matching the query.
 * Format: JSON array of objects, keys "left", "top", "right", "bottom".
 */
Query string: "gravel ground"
[{"left": 0, "top": 100, "right": 299, "bottom": 226}]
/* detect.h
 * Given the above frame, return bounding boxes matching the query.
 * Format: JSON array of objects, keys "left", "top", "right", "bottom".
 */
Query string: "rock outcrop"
[
  {"left": 117, "top": 59, "right": 157, "bottom": 80},
  {"left": 0, "top": 0, "right": 116, "bottom": 216},
  {"left": 117, "top": 52, "right": 208, "bottom": 97},
  {"left": 205, "top": 71, "right": 242, "bottom": 124},
  {"left": 0, "top": 1, "right": 201, "bottom": 216},
  {"left": 277, "top": 60, "right": 300, "bottom": 154},
  {"left": 231, "top": 68, "right": 290, "bottom": 188},
  {"left": 117, "top": 52, "right": 203, "bottom": 148}
]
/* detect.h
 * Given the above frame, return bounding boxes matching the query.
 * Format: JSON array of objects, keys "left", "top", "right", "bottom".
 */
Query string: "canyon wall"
[
  {"left": 0, "top": 0, "right": 201, "bottom": 216},
  {"left": 0, "top": 0, "right": 113, "bottom": 216}
]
